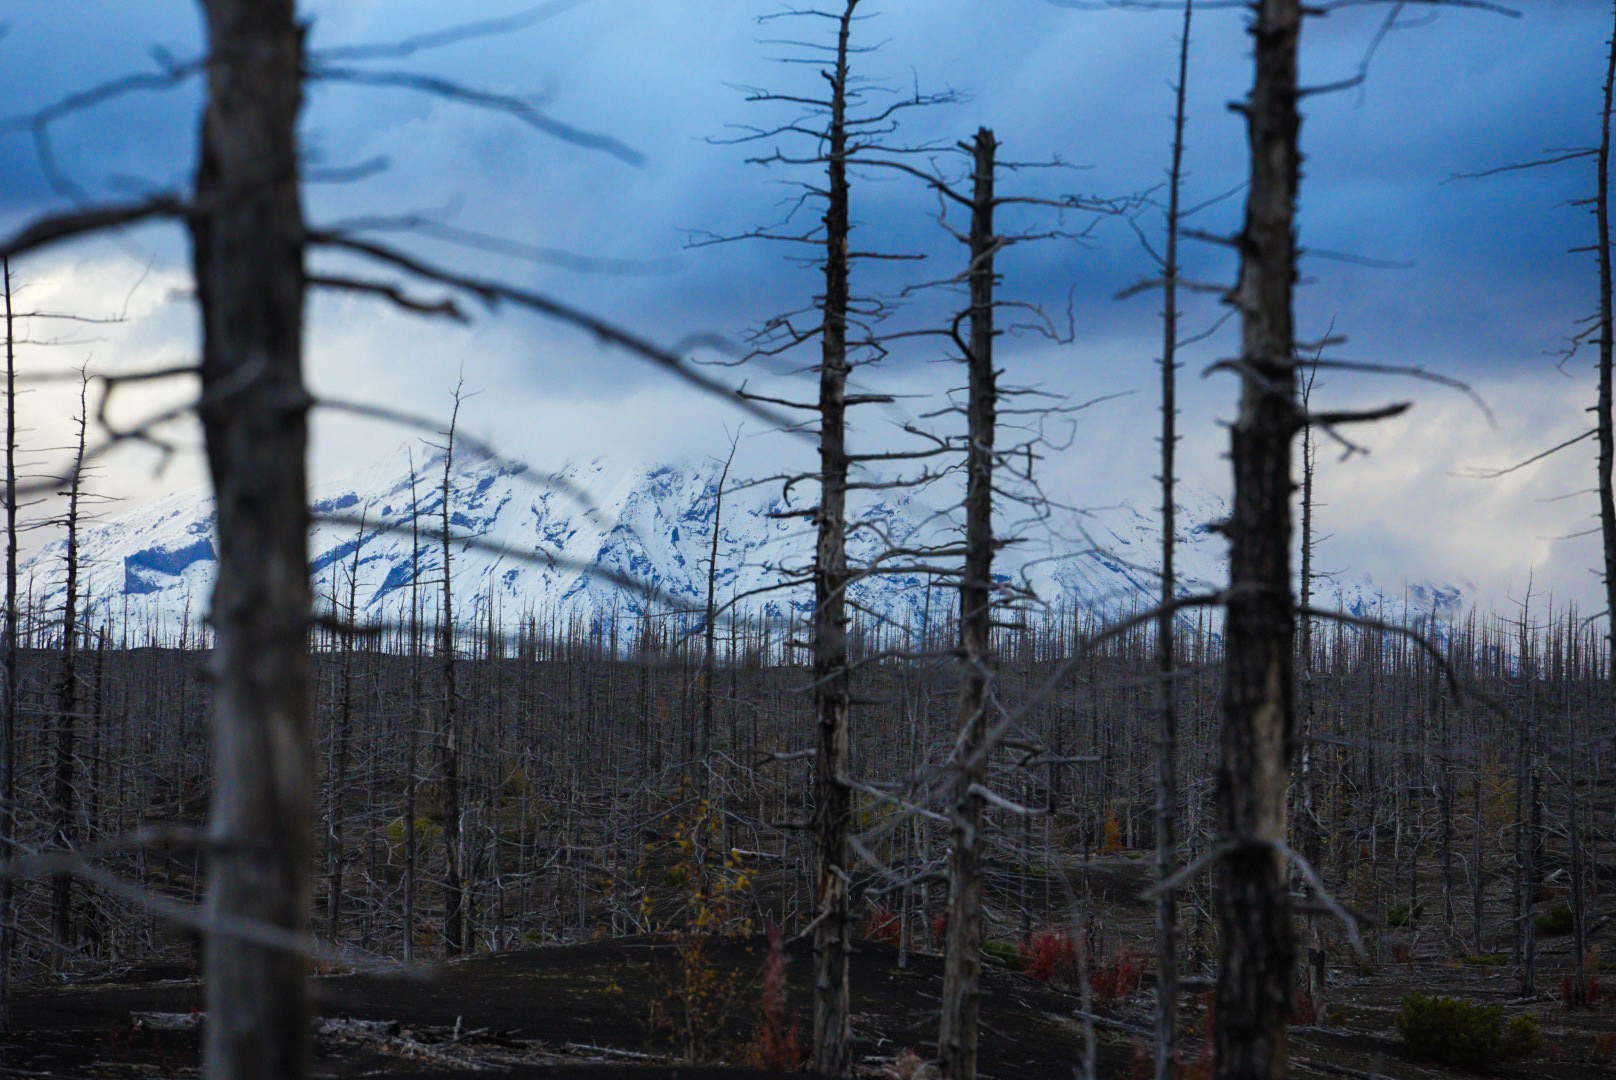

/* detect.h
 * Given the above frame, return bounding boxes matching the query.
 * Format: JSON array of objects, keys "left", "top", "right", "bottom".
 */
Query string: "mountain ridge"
[{"left": 21, "top": 448, "right": 1459, "bottom": 638}]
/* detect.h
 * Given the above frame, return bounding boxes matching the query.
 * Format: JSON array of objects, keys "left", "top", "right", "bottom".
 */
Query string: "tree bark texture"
[
  {"left": 440, "top": 401, "right": 465, "bottom": 957},
  {"left": 1597, "top": 3, "right": 1615, "bottom": 680},
  {"left": 189, "top": 5, "right": 312, "bottom": 1078},
  {"left": 1216, "top": 2, "right": 1301, "bottom": 1078},
  {"left": 939, "top": 127, "right": 997, "bottom": 1080},
  {"left": 1, "top": 258, "right": 18, "bottom": 1028},
  {"left": 50, "top": 378, "right": 88, "bottom": 970},
  {"left": 811, "top": 5, "right": 859, "bottom": 1074},
  {"left": 1154, "top": 6, "right": 1192, "bottom": 1075}
]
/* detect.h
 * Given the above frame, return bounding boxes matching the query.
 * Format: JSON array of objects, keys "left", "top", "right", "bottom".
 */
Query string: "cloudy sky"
[{"left": 0, "top": 0, "right": 1610, "bottom": 616}]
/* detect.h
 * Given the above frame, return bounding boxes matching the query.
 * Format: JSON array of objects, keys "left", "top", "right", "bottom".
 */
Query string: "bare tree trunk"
[
  {"left": 403, "top": 454, "right": 422, "bottom": 966},
  {"left": 1298, "top": 355, "right": 1325, "bottom": 1025},
  {"left": 1153, "top": 7, "right": 1192, "bottom": 1075},
  {"left": 325, "top": 513, "right": 364, "bottom": 944},
  {"left": 811, "top": 8, "right": 859, "bottom": 1074},
  {"left": 0, "top": 257, "right": 18, "bottom": 1028},
  {"left": 1598, "top": 2, "right": 1616, "bottom": 680},
  {"left": 1216, "top": 1, "right": 1301, "bottom": 1077},
  {"left": 190, "top": 4, "right": 312, "bottom": 1077},
  {"left": 1568, "top": 708, "right": 1589, "bottom": 1007},
  {"left": 440, "top": 393, "right": 465, "bottom": 957},
  {"left": 702, "top": 434, "right": 738, "bottom": 772},
  {"left": 939, "top": 126, "right": 998, "bottom": 1080},
  {"left": 1471, "top": 748, "right": 1485, "bottom": 954},
  {"left": 50, "top": 373, "right": 89, "bottom": 971}
]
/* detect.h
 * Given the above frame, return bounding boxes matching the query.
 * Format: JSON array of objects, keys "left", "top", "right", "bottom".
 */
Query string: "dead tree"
[
  {"left": 49, "top": 369, "right": 91, "bottom": 970},
  {"left": 324, "top": 509, "right": 366, "bottom": 944},
  {"left": 695, "top": 3, "right": 913, "bottom": 1068},
  {"left": 190, "top": 4, "right": 313, "bottom": 1078},
  {"left": 1152, "top": 5, "right": 1193, "bottom": 1076},
  {"left": 1296, "top": 353, "right": 1325, "bottom": 1022},
  {"left": 1598, "top": 4, "right": 1615, "bottom": 677},
  {"left": 403, "top": 452, "right": 424, "bottom": 967},
  {"left": 0, "top": 257, "right": 16, "bottom": 1026},
  {"left": 938, "top": 127, "right": 998, "bottom": 1080},
  {"left": 1216, "top": 2, "right": 1302, "bottom": 1077},
  {"left": 438, "top": 387, "right": 466, "bottom": 956},
  {"left": 809, "top": 10, "right": 857, "bottom": 1067},
  {"left": 701, "top": 431, "right": 740, "bottom": 772}
]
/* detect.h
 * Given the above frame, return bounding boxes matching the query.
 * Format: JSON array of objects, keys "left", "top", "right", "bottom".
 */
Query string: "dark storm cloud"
[
  {"left": 1, "top": 0, "right": 1612, "bottom": 607},
  {"left": 5, "top": 0, "right": 1600, "bottom": 384}
]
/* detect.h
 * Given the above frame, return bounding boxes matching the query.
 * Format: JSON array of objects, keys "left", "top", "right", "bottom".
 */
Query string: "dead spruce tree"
[
  {"left": 695, "top": 5, "right": 951, "bottom": 1069},
  {"left": 1598, "top": 4, "right": 1615, "bottom": 679},
  {"left": 837, "top": 129, "right": 1127, "bottom": 1080},
  {"left": 700, "top": 431, "right": 741, "bottom": 774},
  {"left": 188, "top": 6, "right": 313, "bottom": 1077},
  {"left": 322, "top": 505, "right": 366, "bottom": 946},
  {"left": 0, "top": 258, "right": 17, "bottom": 1025},
  {"left": 436, "top": 385, "right": 467, "bottom": 956},
  {"left": 48, "top": 369, "right": 93, "bottom": 971},
  {"left": 1217, "top": 1, "right": 1302, "bottom": 1075},
  {"left": 937, "top": 128, "right": 999, "bottom": 1080},
  {"left": 1153, "top": 6, "right": 1193, "bottom": 1075},
  {"left": 807, "top": 11, "right": 855, "bottom": 1067}
]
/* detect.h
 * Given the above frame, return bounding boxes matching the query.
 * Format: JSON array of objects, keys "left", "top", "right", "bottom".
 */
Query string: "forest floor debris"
[{"left": 3, "top": 921, "right": 1616, "bottom": 1078}]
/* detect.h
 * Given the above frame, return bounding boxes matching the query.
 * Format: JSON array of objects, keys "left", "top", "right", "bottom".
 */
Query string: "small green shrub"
[
  {"left": 1534, "top": 902, "right": 1574, "bottom": 936},
  {"left": 981, "top": 939, "right": 1022, "bottom": 970},
  {"left": 1396, "top": 992, "right": 1543, "bottom": 1066},
  {"left": 1386, "top": 902, "right": 1424, "bottom": 927},
  {"left": 385, "top": 814, "right": 442, "bottom": 841},
  {"left": 1461, "top": 953, "right": 1508, "bottom": 966},
  {"left": 1503, "top": 1014, "right": 1544, "bottom": 1058}
]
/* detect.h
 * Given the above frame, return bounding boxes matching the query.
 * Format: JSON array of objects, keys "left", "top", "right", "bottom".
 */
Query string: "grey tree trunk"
[
  {"left": 810, "top": 10, "right": 858, "bottom": 1075},
  {"left": 1598, "top": 3, "right": 1615, "bottom": 681},
  {"left": 0, "top": 257, "right": 17, "bottom": 1028},
  {"left": 190, "top": 4, "right": 312, "bottom": 1078},
  {"left": 1568, "top": 707, "right": 1589, "bottom": 1007},
  {"left": 1216, "top": 1, "right": 1302, "bottom": 1077},
  {"left": 702, "top": 435, "right": 738, "bottom": 772},
  {"left": 51, "top": 373, "right": 89, "bottom": 971},
  {"left": 1153, "top": 6, "right": 1192, "bottom": 1076},
  {"left": 325, "top": 514, "right": 364, "bottom": 944},
  {"left": 403, "top": 455, "right": 423, "bottom": 968},
  {"left": 939, "top": 126, "right": 998, "bottom": 1080},
  {"left": 440, "top": 393, "right": 465, "bottom": 957},
  {"left": 1298, "top": 357, "right": 1324, "bottom": 1024}
]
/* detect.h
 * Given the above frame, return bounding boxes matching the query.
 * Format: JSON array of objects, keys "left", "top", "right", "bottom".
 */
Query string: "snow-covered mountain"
[{"left": 20, "top": 447, "right": 1457, "bottom": 639}]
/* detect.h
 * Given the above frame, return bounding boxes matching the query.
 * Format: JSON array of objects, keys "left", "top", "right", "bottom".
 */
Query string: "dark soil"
[
  {"left": 4, "top": 934, "right": 1121, "bottom": 1079},
  {"left": 6, "top": 857, "right": 1616, "bottom": 1077}
]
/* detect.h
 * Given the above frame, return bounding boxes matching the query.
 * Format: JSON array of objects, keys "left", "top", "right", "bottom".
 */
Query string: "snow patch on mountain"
[{"left": 21, "top": 447, "right": 1461, "bottom": 637}]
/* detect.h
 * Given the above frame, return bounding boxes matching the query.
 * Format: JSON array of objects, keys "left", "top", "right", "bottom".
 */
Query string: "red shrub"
[
  {"left": 1019, "top": 928, "right": 1077, "bottom": 981},
  {"left": 932, "top": 912, "right": 948, "bottom": 946},
  {"left": 1091, "top": 944, "right": 1144, "bottom": 1000},
  {"left": 1594, "top": 1032, "right": 1616, "bottom": 1059},
  {"left": 749, "top": 921, "right": 802, "bottom": 1072},
  {"left": 863, "top": 907, "right": 901, "bottom": 946},
  {"left": 1561, "top": 976, "right": 1605, "bottom": 1008}
]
